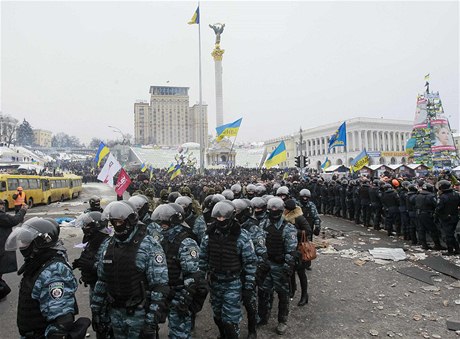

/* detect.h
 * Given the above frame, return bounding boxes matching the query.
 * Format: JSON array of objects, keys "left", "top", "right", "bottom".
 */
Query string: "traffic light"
[
  {"left": 295, "top": 156, "right": 300, "bottom": 168},
  {"left": 303, "top": 156, "right": 309, "bottom": 168}
]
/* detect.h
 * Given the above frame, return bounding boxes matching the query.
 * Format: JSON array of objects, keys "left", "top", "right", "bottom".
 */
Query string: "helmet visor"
[
  {"left": 74, "top": 213, "right": 94, "bottom": 228},
  {"left": 5, "top": 226, "right": 38, "bottom": 251}
]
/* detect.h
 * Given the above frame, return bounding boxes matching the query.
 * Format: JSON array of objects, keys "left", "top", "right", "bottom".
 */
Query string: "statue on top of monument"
[{"left": 209, "top": 23, "right": 225, "bottom": 45}]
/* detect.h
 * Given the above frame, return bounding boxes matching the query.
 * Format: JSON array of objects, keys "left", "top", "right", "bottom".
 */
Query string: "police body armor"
[
  {"left": 103, "top": 226, "right": 148, "bottom": 308},
  {"left": 265, "top": 220, "right": 287, "bottom": 264},
  {"left": 381, "top": 191, "right": 399, "bottom": 212},
  {"left": 79, "top": 232, "right": 109, "bottom": 286},
  {"left": 161, "top": 226, "right": 196, "bottom": 286},
  {"left": 300, "top": 202, "right": 314, "bottom": 226},
  {"left": 438, "top": 190, "right": 460, "bottom": 220},
  {"left": 369, "top": 187, "right": 381, "bottom": 207},
  {"left": 415, "top": 192, "right": 436, "bottom": 214},
  {"left": 208, "top": 222, "right": 242, "bottom": 276},
  {"left": 398, "top": 189, "right": 408, "bottom": 212},
  {"left": 18, "top": 253, "right": 75, "bottom": 337},
  {"left": 406, "top": 192, "right": 417, "bottom": 216}
]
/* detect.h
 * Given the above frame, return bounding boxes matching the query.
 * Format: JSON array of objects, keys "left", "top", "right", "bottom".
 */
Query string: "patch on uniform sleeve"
[
  {"left": 258, "top": 238, "right": 265, "bottom": 246},
  {"left": 49, "top": 282, "right": 64, "bottom": 300},
  {"left": 290, "top": 234, "right": 296, "bottom": 240},
  {"left": 190, "top": 248, "right": 198, "bottom": 258},
  {"left": 154, "top": 253, "right": 164, "bottom": 263}
]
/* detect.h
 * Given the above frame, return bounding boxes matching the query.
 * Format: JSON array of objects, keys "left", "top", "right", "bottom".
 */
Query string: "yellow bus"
[{"left": 0, "top": 174, "right": 83, "bottom": 210}]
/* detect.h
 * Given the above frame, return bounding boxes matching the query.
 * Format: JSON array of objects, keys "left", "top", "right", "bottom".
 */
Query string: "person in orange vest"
[{"left": 12, "top": 187, "right": 26, "bottom": 214}]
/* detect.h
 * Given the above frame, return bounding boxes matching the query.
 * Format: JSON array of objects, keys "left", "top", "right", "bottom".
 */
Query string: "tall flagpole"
[{"left": 198, "top": 3, "right": 205, "bottom": 174}]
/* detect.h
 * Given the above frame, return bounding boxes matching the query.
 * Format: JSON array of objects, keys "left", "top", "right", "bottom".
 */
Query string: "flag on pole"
[
  {"left": 424, "top": 73, "right": 430, "bottom": 81},
  {"left": 170, "top": 164, "right": 181, "bottom": 180},
  {"left": 94, "top": 142, "right": 110, "bottom": 167},
  {"left": 328, "top": 122, "right": 347, "bottom": 151},
  {"left": 167, "top": 163, "right": 175, "bottom": 174},
  {"left": 350, "top": 149, "right": 369, "bottom": 172},
  {"left": 188, "top": 6, "right": 200, "bottom": 24},
  {"left": 216, "top": 118, "right": 242, "bottom": 142},
  {"left": 140, "top": 163, "right": 148, "bottom": 172},
  {"left": 115, "top": 168, "right": 131, "bottom": 196},
  {"left": 264, "top": 141, "right": 287, "bottom": 169},
  {"left": 321, "top": 157, "right": 331, "bottom": 169},
  {"left": 97, "top": 153, "right": 122, "bottom": 187},
  {"left": 149, "top": 165, "right": 154, "bottom": 180}
]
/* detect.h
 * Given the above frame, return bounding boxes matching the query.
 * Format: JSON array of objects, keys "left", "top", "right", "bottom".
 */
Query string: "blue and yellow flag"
[
  {"left": 171, "top": 164, "right": 181, "bottom": 180},
  {"left": 216, "top": 118, "right": 242, "bottom": 142},
  {"left": 350, "top": 149, "right": 369, "bottom": 172},
  {"left": 140, "top": 163, "right": 148, "bottom": 172},
  {"left": 265, "top": 141, "right": 287, "bottom": 169},
  {"left": 94, "top": 142, "right": 110, "bottom": 167},
  {"left": 321, "top": 157, "right": 331, "bottom": 169},
  {"left": 167, "top": 163, "right": 175, "bottom": 174},
  {"left": 188, "top": 6, "right": 200, "bottom": 24},
  {"left": 424, "top": 73, "right": 430, "bottom": 81},
  {"left": 328, "top": 122, "right": 347, "bottom": 151},
  {"left": 149, "top": 165, "right": 154, "bottom": 180}
]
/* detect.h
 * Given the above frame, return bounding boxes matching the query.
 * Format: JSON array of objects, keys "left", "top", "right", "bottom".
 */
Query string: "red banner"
[{"left": 115, "top": 168, "right": 131, "bottom": 196}]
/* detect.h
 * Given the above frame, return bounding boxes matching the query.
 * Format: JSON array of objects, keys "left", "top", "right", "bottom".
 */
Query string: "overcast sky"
[{"left": 1, "top": 1, "right": 458, "bottom": 145}]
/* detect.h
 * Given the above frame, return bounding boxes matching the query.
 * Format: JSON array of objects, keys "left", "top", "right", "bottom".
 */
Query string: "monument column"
[{"left": 210, "top": 23, "right": 225, "bottom": 128}]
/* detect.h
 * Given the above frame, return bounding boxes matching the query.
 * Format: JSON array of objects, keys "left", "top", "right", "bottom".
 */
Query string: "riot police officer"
[
  {"left": 258, "top": 197, "right": 297, "bottom": 335},
  {"left": 381, "top": 184, "right": 400, "bottom": 236},
  {"left": 152, "top": 203, "right": 204, "bottom": 338},
  {"left": 6, "top": 217, "right": 90, "bottom": 338},
  {"left": 91, "top": 201, "right": 169, "bottom": 338},
  {"left": 251, "top": 197, "right": 268, "bottom": 224},
  {"left": 86, "top": 195, "right": 103, "bottom": 213},
  {"left": 435, "top": 180, "right": 460, "bottom": 255},
  {"left": 369, "top": 179, "right": 382, "bottom": 230},
  {"left": 415, "top": 183, "right": 444, "bottom": 250},
  {"left": 233, "top": 199, "right": 268, "bottom": 339},
  {"left": 199, "top": 200, "right": 257, "bottom": 339},
  {"left": 406, "top": 184, "right": 419, "bottom": 245}
]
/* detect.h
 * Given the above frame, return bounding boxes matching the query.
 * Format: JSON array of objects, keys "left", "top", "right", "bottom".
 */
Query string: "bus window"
[
  {"left": 7, "top": 178, "right": 19, "bottom": 191},
  {"left": 0, "top": 181, "right": 6, "bottom": 192},
  {"left": 19, "top": 178, "right": 30, "bottom": 190},
  {"left": 29, "top": 179, "right": 40, "bottom": 189}
]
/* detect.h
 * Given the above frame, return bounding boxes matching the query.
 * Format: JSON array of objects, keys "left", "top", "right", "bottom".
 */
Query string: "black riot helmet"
[
  {"left": 89, "top": 195, "right": 101, "bottom": 210},
  {"left": 232, "top": 199, "right": 252, "bottom": 223},
  {"left": 211, "top": 200, "right": 236, "bottom": 230},
  {"left": 151, "top": 203, "right": 184, "bottom": 229},
  {"left": 5, "top": 217, "right": 61, "bottom": 258},
  {"left": 102, "top": 201, "right": 138, "bottom": 240},
  {"left": 222, "top": 189, "right": 235, "bottom": 201},
  {"left": 168, "top": 191, "right": 182, "bottom": 203},
  {"left": 128, "top": 194, "right": 150, "bottom": 220},
  {"left": 175, "top": 196, "right": 193, "bottom": 215},
  {"left": 408, "top": 184, "right": 418, "bottom": 192},
  {"left": 422, "top": 183, "right": 434, "bottom": 193},
  {"left": 231, "top": 184, "right": 242, "bottom": 199},
  {"left": 75, "top": 211, "right": 109, "bottom": 242},
  {"left": 437, "top": 180, "right": 452, "bottom": 191},
  {"left": 267, "top": 197, "right": 285, "bottom": 221}
]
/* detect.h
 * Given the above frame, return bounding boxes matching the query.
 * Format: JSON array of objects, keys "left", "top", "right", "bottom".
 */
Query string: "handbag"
[{"left": 298, "top": 231, "right": 317, "bottom": 261}]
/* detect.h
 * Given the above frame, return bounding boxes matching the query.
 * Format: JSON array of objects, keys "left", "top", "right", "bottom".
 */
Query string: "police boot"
[
  {"left": 0, "top": 279, "right": 11, "bottom": 300},
  {"left": 410, "top": 230, "right": 418, "bottom": 245},
  {"left": 442, "top": 247, "right": 456, "bottom": 256},
  {"left": 223, "top": 322, "right": 239, "bottom": 339},
  {"left": 276, "top": 293, "right": 289, "bottom": 335},
  {"left": 421, "top": 242, "right": 431, "bottom": 250},
  {"left": 433, "top": 242, "right": 446, "bottom": 251},
  {"left": 214, "top": 317, "right": 226, "bottom": 339},
  {"left": 245, "top": 296, "right": 257, "bottom": 338},
  {"left": 257, "top": 290, "right": 270, "bottom": 326}
]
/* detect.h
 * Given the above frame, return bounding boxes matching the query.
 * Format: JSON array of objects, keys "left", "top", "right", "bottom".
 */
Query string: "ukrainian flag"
[
  {"left": 188, "top": 6, "right": 200, "bottom": 25},
  {"left": 94, "top": 142, "right": 110, "bottom": 167},
  {"left": 216, "top": 118, "right": 242, "bottom": 142},
  {"left": 321, "top": 157, "right": 331, "bottom": 169},
  {"left": 328, "top": 122, "right": 347, "bottom": 151},
  {"left": 350, "top": 149, "right": 369, "bottom": 172},
  {"left": 149, "top": 165, "right": 154, "bottom": 180},
  {"left": 424, "top": 73, "right": 430, "bottom": 81},
  {"left": 265, "top": 141, "right": 287, "bottom": 169},
  {"left": 167, "top": 163, "right": 175, "bottom": 174},
  {"left": 171, "top": 165, "right": 181, "bottom": 180},
  {"left": 140, "top": 163, "right": 148, "bottom": 172}
]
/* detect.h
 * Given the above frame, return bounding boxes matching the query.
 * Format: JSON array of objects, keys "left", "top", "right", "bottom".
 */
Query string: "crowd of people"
[{"left": 1, "top": 165, "right": 459, "bottom": 339}]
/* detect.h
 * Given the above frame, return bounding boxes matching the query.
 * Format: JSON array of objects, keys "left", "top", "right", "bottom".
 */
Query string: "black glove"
[
  {"left": 92, "top": 315, "right": 110, "bottom": 336},
  {"left": 73, "top": 256, "right": 93, "bottom": 271},
  {"left": 313, "top": 226, "right": 321, "bottom": 236},
  {"left": 255, "top": 261, "right": 270, "bottom": 286},
  {"left": 139, "top": 324, "right": 157, "bottom": 339},
  {"left": 71, "top": 258, "right": 80, "bottom": 270}
]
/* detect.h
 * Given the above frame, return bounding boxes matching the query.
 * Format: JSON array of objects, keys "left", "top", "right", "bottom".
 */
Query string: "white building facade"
[{"left": 265, "top": 117, "right": 413, "bottom": 170}]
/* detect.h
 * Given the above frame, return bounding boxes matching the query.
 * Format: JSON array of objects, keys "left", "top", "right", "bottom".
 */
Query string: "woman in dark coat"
[
  {"left": 0, "top": 200, "right": 27, "bottom": 300},
  {"left": 283, "top": 199, "right": 311, "bottom": 307}
]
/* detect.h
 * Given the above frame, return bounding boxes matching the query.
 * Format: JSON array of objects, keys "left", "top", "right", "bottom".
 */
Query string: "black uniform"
[
  {"left": 369, "top": 185, "right": 382, "bottom": 230},
  {"left": 435, "top": 189, "right": 460, "bottom": 254},
  {"left": 415, "top": 190, "right": 442, "bottom": 250},
  {"left": 381, "top": 188, "right": 400, "bottom": 236},
  {"left": 406, "top": 191, "right": 418, "bottom": 245}
]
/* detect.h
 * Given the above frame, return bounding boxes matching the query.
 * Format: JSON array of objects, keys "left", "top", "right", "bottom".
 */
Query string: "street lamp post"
[{"left": 108, "top": 125, "right": 127, "bottom": 145}]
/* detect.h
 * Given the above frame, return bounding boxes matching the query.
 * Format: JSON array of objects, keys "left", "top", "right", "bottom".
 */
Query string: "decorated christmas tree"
[{"left": 406, "top": 75, "right": 458, "bottom": 169}]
